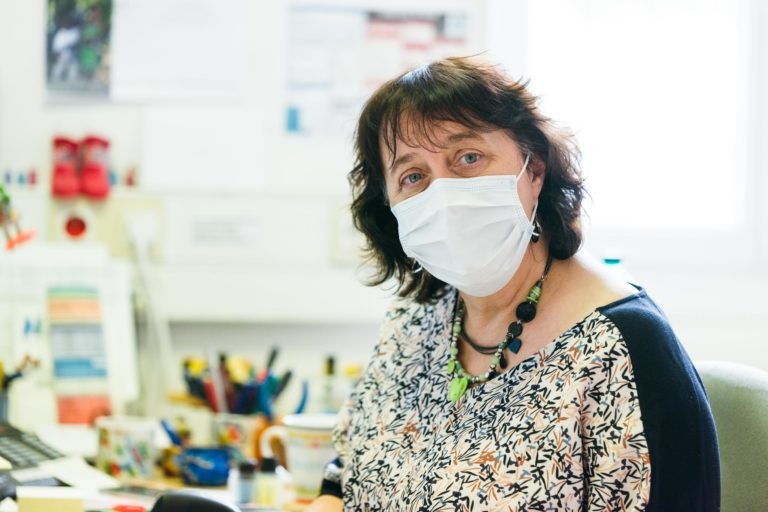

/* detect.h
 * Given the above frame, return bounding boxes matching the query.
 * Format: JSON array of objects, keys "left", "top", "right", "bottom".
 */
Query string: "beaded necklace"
[{"left": 447, "top": 254, "right": 554, "bottom": 402}]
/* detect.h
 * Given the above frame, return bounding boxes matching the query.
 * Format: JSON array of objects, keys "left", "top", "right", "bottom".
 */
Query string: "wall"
[{"left": 0, "top": 0, "right": 766, "bottom": 432}]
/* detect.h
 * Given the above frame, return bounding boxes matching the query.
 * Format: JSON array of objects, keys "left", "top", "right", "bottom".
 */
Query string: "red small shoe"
[
  {"left": 80, "top": 135, "right": 111, "bottom": 200},
  {"left": 51, "top": 137, "right": 79, "bottom": 198}
]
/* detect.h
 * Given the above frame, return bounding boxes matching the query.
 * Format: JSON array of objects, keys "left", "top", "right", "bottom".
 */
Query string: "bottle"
[
  {"left": 320, "top": 355, "right": 338, "bottom": 413},
  {"left": 237, "top": 460, "right": 257, "bottom": 505},
  {"left": 254, "top": 456, "right": 279, "bottom": 508}
]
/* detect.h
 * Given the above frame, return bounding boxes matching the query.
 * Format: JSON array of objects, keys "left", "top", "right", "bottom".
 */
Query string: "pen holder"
[
  {"left": 211, "top": 413, "right": 265, "bottom": 459},
  {"left": 95, "top": 416, "right": 156, "bottom": 480}
]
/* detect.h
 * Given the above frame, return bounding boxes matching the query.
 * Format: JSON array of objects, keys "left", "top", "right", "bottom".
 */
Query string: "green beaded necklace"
[{"left": 447, "top": 254, "right": 554, "bottom": 403}]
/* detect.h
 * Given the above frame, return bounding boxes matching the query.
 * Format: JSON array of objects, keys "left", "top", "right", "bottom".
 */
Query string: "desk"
[{"left": 102, "top": 474, "right": 310, "bottom": 512}]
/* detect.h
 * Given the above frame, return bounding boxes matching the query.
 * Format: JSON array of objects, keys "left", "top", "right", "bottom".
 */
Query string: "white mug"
[
  {"left": 260, "top": 413, "right": 337, "bottom": 502},
  {"left": 95, "top": 416, "right": 156, "bottom": 480}
]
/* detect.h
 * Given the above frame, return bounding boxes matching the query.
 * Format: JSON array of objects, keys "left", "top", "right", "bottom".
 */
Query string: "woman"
[{"left": 309, "top": 57, "right": 719, "bottom": 511}]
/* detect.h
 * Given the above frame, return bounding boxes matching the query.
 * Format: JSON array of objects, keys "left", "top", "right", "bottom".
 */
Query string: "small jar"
[
  {"left": 238, "top": 460, "right": 258, "bottom": 504},
  {"left": 254, "top": 457, "right": 279, "bottom": 507}
]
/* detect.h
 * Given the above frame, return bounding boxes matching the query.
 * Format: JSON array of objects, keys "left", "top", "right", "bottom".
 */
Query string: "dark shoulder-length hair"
[{"left": 349, "top": 56, "right": 585, "bottom": 304}]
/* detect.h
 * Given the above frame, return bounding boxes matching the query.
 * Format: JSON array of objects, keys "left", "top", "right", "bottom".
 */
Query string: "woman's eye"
[
  {"left": 401, "top": 172, "right": 423, "bottom": 187},
  {"left": 460, "top": 153, "right": 481, "bottom": 165}
]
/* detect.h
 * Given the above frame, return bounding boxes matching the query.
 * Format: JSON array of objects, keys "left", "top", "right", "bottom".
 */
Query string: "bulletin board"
[{"left": 284, "top": 1, "right": 483, "bottom": 138}]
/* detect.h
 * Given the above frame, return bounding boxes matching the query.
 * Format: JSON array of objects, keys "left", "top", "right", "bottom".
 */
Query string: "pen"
[
  {"left": 266, "top": 347, "right": 278, "bottom": 372},
  {"left": 273, "top": 370, "right": 293, "bottom": 401},
  {"left": 295, "top": 380, "right": 309, "bottom": 414},
  {"left": 202, "top": 377, "right": 221, "bottom": 413},
  {"left": 207, "top": 350, "right": 228, "bottom": 414},
  {"left": 258, "top": 347, "right": 279, "bottom": 383},
  {"left": 218, "top": 352, "right": 236, "bottom": 412},
  {"left": 161, "top": 419, "right": 183, "bottom": 446},
  {"left": 257, "top": 381, "right": 274, "bottom": 420}
]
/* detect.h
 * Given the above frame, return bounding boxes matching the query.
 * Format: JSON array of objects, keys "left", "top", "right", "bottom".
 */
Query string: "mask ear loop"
[
  {"left": 518, "top": 154, "right": 531, "bottom": 180},
  {"left": 518, "top": 153, "right": 541, "bottom": 243}
]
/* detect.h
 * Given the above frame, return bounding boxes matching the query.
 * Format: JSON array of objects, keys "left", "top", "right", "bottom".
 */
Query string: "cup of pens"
[{"left": 96, "top": 416, "right": 157, "bottom": 480}]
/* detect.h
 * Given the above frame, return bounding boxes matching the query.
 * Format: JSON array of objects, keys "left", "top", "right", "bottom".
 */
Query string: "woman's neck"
[{"left": 459, "top": 241, "right": 551, "bottom": 337}]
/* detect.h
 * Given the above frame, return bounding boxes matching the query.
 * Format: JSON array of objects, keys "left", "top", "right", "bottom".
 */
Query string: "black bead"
[
  {"left": 498, "top": 352, "right": 507, "bottom": 369},
  {"left": 516, "top": 301, "right": 537, "bottom": 323},
  {"left": 508, "top": 338, "right": 522, "bottom": 354},
  {"left": 507, "top": 322, "right": 523, "bottom": 337}
]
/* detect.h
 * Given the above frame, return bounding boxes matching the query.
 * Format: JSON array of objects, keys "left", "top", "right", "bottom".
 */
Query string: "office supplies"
[
  {"left": 16, "top": 486, "right": 85, "bottom": 512},
  {"left": 273, "top": 371, "right": 292, "bottom": 402},
  {"left": 217, "top": 354, "right": 235, "bottom": 413},
  {"left": 0, "top": 422, "right": 63, "bottom": 470},
  {"left": 294, "top": 381, "right": 309, "bottom": 415},
  {"left": 264, "top": 348, "right": 278, "bottom": 375},
  {"left": 0, "top": 421, "right": 117, "bottom": 501},
  {"left": 207, "top": 352, "right": 228, "bottom": 414},
  {"left": 253, "top": 457, "right": 278, "bottom": 508},
  {"left": 211, "top": 414, "right": 258, "bottom": 460},
  {"left": 259, "top": 414, "right": 336, "bottom": 503},
  {"left": 180, "top": 448, "right": 229, "bottom": 487},
  {"left": 38, "top": 457, "right": 119, "bottom": 490},
  {"left": 235, "top": 460, "right": 256, "bottom": 505},
  {"left": 95, "top": 417, "right": 156, "bottom": 480},
  {"left": 159, "top": 421, "right": 182, "bottom": 448}
]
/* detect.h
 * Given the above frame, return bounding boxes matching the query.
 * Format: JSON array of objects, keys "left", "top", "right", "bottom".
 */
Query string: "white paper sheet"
[
  {"left": 111, "top": 0, "right": 251, "bottom": 101},
  {"left": 140, "top": 105, "right": 266, "bottom": 191}
]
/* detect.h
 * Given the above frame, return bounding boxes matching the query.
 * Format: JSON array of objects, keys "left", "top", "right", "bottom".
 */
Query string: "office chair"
[
  {"left": 150, "top": 491, "right": 240, "bottom": 512},
  {"left": 695, "top": 361, "right": 768, "bottom": 512}
]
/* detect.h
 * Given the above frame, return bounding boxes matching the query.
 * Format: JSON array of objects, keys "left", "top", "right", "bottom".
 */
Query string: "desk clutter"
[
  {"left": 0, "top": 343, "right": 362, "bottom": 511},
  {"left": 2, "top": 407, "right": 337, "bottom": 512},
  {"left": 0, "top": 348, "right": 348, "bottom": 511}
]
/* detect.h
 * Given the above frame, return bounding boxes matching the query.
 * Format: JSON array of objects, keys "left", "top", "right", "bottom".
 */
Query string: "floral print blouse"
[{"left": 320, "top": 288, "right": 720, "bottom": 511}]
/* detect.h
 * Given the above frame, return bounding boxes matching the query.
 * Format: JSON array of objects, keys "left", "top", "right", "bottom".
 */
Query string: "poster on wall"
[
  {"left": 285, "top": 4, "right": 480, "bottom": 138},
  {"left": 46, "top": 0, "right": 112, "bottom": 101}
]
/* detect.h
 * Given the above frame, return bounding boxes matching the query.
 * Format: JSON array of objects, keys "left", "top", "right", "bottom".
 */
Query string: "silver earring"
[{"left": 531, "top": 216, "right": 542, "bottom": 243}]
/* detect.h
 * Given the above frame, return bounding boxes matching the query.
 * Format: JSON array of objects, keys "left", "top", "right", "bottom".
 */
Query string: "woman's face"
[{"left": 381, "top": 120, "right": 544, "bottom": 214}]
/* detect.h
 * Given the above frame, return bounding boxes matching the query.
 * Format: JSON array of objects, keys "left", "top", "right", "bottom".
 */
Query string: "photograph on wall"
[
  {"left": 285, "top": 5, "right": 478, "bottom": 138},
  {"left": 46, "top": 0, "right": 112, "bottom": 101}
]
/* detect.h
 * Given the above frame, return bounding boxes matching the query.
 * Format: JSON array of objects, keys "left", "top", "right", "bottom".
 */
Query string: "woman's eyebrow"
[
  {"left": 445, "top": 130, "right": 483, "bottom": 145},
  {"left": 388, "top": 152, "right": 416, "bottom": 176},
  {"left": 387, "top": 131, "right": 483, "bottom": 175}
]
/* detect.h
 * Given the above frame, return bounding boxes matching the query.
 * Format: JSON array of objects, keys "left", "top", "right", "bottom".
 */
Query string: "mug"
[
  {"left": 95, "top": 416, "right": 156, "bottom": 480},
  {"left": 211, "top": 413, "right": 261, "bottom": 458},
  {"left": 260, "top": 413, "right": 337, "bottom": 502}
]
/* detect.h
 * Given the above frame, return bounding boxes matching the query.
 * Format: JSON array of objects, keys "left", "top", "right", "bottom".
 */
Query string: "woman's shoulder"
[
  {"left": 553, "top": 253, "right": 680, "bottom": 360},
  {"left": 380, "top": 288, "right": 455, "bottom": 331},
  {"left": 374, "top": 288, "right": 456, "bottom": 354}
]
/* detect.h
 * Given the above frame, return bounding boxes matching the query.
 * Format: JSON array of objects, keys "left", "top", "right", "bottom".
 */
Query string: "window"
[{"left": 490, "top": 0, "right": 763, "bottom": 265}]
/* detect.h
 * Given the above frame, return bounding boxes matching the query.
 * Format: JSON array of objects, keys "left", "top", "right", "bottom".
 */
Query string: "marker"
[
  {"left": 294, "top": 380, "right": 309, "bottom": 414},
  {"left": 161, "top": 419, "right": 183, "bottom": 446},
  {"left": 273, "top": 370, "right": 293, "bottom": 401}
]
